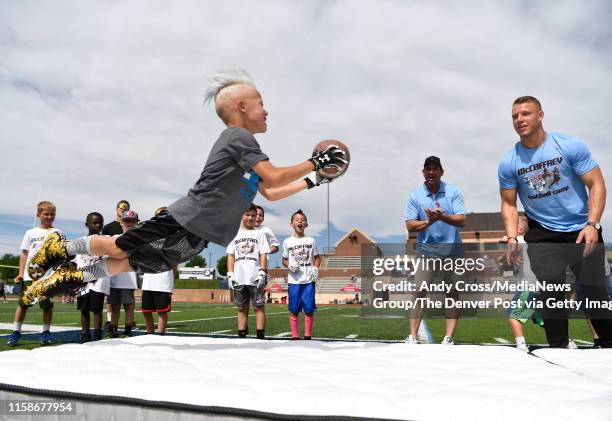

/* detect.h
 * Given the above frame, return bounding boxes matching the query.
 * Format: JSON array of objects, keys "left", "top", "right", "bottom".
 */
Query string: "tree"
[
  {"left": 0, "top": 253, "right": 19, "bottom": 280},
  {"left": 216, "top": 255, "right": 228, "bottom": 276},
  {"left": 185, "top": 255, "right": 206, "bottom": 267}
]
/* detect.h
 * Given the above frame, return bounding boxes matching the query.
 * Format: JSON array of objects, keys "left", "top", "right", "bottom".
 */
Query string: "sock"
[
  {"left": 515, "top": 336, "right": 526, "bottom": 345},
  {"left": 14, "top": 322, "right": 22, "bottom": 332},
  {"left": 66, "top": 236, "right": 91, "bottom": 256},
  {"left": 256, "top": 329, "right": 265, "bottom": 339},
  {"left": 124, "top": 325, "right": 132, "bottom": 335},
  {"left": 66, "top": 236, "right": 92, "bottom": 256},
  {"left": 81, "top": 258, "right": 111, "bottom": 282},
  {"left": 593, "top": 338, "right": 601, "bottom": 347},
  {"left": 42, "top": 324, "right": 50, "bottom": 332},
  {"left": 305, "top": 315, "right": 314, "bottom": 338},
  {"left": 238, "top": 329, "right": 248, "bottom": 338},
  {"left": 289, "top": 314, "right": 299, "bottom": 338}
]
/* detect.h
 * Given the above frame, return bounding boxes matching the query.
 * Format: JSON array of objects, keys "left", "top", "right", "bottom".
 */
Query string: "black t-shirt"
[{"left": 101, "top": 221, "right": 123, "bottom": 236}]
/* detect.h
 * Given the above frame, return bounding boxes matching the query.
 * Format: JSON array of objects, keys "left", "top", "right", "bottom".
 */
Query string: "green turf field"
[{"left": 0, "top": 301, "right": 596, "bottom": 352}]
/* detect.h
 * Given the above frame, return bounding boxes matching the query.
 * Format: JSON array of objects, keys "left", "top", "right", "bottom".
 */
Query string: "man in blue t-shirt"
[
  {"left": 499, "top": 95, "right": 611, "bottom": 348},
  {"left": 404, "top": 156, "right": 466, "bottom": 345}
]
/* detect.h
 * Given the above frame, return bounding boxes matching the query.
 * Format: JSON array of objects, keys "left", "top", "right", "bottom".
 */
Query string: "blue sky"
[{"left": 1, "top": 1, "right": 611, "bottom": 260}]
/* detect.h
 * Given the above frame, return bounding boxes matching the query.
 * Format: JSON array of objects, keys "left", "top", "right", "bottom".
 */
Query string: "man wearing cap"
[
  {"left": 101, "top": 200, "right": 131, "bottom": 237},
  {"left": 404, "top": 156, "right": 466, "bottom": 345},
  {"left": 106, "top": 209, "right": 139, "bottom": 338}
]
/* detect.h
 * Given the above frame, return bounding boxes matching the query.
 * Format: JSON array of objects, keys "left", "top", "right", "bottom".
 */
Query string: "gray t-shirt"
[{"left": 168, "top": 127, "right": 268, "bottom": 246}]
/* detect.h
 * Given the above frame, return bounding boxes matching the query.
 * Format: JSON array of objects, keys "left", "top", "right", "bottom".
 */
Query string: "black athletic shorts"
[
  {"left": 115, "top": 210, "right": 208, "bottom": 274},
  {"left": 141, "top": 290, "right": 172, "bottom": 313},
  {"left": 77, "top": 290, "right": 105, "bottom": 313},
  {"left": 234, "top": 285, "right": 266, "bottom": 308}
]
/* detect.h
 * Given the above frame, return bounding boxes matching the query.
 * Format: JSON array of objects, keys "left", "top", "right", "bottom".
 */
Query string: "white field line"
[
  {"left": 274, "top": 332, "right": 293, "bottom": 337},
  {"left": 0, "top": 323, "right": 81, "bottom": 332},
  {"left": 494, "top": 337, "right": 511, "bottom": 344},
  {"left": 166, "top": 309, "right": 332, "bottom": 325},
  {"left": 208, "top": 330, "right": 232, "bottom": 334},
  {"left": 345, "top": 334, "right": 359, "bottom": 339},
  {"left": 573, "top": 339, "right": 593, "bottom": 345}
]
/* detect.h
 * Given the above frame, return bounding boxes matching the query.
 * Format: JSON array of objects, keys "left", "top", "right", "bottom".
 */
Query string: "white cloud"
[{"left": 1, "top": 0, "right": 611, "bottom": 255}]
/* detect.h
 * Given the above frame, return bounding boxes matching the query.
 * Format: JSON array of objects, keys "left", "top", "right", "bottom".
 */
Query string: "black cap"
[{"left": 423, "top": 156, "right": 443, "bottom": 169}]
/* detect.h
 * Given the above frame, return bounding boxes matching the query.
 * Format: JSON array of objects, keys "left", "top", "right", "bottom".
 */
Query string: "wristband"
[{"left": 304, "top": 177, "right": 316, "bottom": 189}]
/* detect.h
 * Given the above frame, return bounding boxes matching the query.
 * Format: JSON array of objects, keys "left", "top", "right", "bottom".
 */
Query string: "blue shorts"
[{"left": 288, "top": 282, "right": 316, "bottom": 314}]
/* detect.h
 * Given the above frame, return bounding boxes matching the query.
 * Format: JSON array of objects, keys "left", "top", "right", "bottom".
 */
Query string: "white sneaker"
[
  {"left": 516, "top": 342, "right": 529, "bottom": 352},
  {"left": 404, "top": 335, "right": 418, "bottom": 345},
  {"left": 515, "top": 337, "right": 528, "bottom": 352},
  {"left": 567, "top": 339, "right": 578, "bottom": 349},
  {"left": 441, "top": 336, "right": 454, "bottom": 345}
]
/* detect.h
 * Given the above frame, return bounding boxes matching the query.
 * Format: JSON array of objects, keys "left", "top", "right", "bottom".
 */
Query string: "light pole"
[{"left": 327, "top": 182, "right": 330, "bottom": 251}]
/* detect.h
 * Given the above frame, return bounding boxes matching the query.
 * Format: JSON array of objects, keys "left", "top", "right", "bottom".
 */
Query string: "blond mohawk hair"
[{"left": 204, "top": 69, "right": 255, "bottom": 105}]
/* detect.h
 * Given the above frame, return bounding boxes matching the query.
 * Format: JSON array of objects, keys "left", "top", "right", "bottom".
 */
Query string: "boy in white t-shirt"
[
  {"left": 254, "top": 205, "right": 280, "bottom": 254},
  {"left": 106, "top": 210, "right": 139, "bottom": 339},
  {"left": 141, "top": 207, "right": 176, "bottom": 335},
  {"left": 7, "top": 201, "right": 61, "bottom": 347},
  {"left": 282, "top": 209, "right": 320, "bottom": 340},
  {"left": 226, "top": 204, "right": 270, "bottom": 339},
  {"left": 76, "top": 212, "right": 108, "bottom": 343}
]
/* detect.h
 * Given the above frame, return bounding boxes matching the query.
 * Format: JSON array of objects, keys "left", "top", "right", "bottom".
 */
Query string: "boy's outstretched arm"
[
  {"left": 258, "top": 179, "right": 309, "bottom": 201},
  {"left": 252, "top": 144, "right": 347, "bottom": 188},
  {"left": 252, "top": 160, "right": 313, "bottom": 188}
]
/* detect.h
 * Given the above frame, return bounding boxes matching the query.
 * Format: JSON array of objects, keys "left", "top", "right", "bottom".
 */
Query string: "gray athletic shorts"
[
  {"left": 234, "top": 285, "right": 265, "bottom": 307},
  {"left": 108, "top": 288, "right": 135, "bottom": 305}
]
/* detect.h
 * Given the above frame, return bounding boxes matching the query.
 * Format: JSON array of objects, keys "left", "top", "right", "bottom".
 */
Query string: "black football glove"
[{"left": 308, "top": 145, "right": 348, "bottom": 171}]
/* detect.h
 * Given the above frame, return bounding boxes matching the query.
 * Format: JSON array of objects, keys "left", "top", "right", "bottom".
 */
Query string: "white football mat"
[{"left": 1, "top": 336, "right": 612, "bottom": 420}]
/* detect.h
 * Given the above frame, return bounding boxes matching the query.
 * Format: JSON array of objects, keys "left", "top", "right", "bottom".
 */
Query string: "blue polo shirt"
[
  {"left": 405, "top": 181, "right": 466, "bottom": 257},
  {"left": 498, "top": 132, "right": 597, "bottom": 232}
]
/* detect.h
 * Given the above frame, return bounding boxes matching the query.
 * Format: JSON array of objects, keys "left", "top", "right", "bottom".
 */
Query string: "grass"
[{"left": 0, "top": 301, "right": 596, "bottom": 352}]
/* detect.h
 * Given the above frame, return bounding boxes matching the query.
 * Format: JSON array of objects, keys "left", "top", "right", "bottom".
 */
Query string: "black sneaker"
[
  {"left": 80, "top": 330, "right": 91, "bottom": 343},
  {"left": 92, "top": 329, "right": 102, "bottom": 341},
  {"left": 105, "top": 326, "right": 118, "bottom": 339},
  {"left": 121, "top": 326, "right": 132, "bottom": 338}
]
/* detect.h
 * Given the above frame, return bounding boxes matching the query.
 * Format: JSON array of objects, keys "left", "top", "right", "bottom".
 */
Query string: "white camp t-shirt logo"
[
  {"left": 292, "top": 247, "right": 311, "bottom": 265},
  {"left": 237, "top": 241, "right": 256, "bottom": 258}
]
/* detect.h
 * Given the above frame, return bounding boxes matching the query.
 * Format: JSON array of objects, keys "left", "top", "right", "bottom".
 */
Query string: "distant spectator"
[
  {"left": 141, "top": 207, "right": 176, "bottom": 335},
  {"left": 76, "top": 212, "right": 107, "bottom": 343},
  {"left": 226, "top": 204, "right": 270, "bottom": 339},
  {"left": 254, "top": 205, "right": 280, "bottom": 254},
  {"left": 282, "top": 209, "right": 320, "bottom": 340},
  {"left": 101, "top": 200, "right": 130, "bottom": 331},
  {"left": 107, "top": 209, "right": 139, "bottom": 339},
  {"left": 7, "top": 201, "right": 61, "bottom": 347},
  {"left": 0, "top": 280, "right": 6, "bottom": 303},
  {"left": 101, "top": 200, "right": 130, "bottom": 236}
]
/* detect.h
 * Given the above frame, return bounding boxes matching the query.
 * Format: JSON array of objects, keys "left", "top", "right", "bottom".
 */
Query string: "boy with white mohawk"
[{"left": 23, "top": 69, "right": 347, "bottom": 304}]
